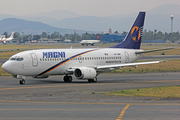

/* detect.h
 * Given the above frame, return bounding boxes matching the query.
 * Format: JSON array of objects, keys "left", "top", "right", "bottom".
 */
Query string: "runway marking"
[
  {"left": 0, "top": 100, "right": 127, "bottom": 105},
  {"left": 0, "top": 80, "right": 180, "bottom": 91},
  {"left": 0, "top": 83, "right": 124, "bottom": 91},
  {"left": 0, "top": 100, "right": 180, "bottom": 106},
  {"left": 0, "top": 109, "right": 111, "bottom": 111},
  {"left": 116, "top": 104, "right": 131, "bottom": 120}
]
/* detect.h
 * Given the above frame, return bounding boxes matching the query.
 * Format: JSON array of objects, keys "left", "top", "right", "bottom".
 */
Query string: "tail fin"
[
  {"left": 97, "top": 36, "right": 100, "bottom": 40},
  {"left": 110, "top": 12, "right": 145, "bottom": 49},
  {"left": 10, "top": 32, "right": 14, "bottom": 39}
]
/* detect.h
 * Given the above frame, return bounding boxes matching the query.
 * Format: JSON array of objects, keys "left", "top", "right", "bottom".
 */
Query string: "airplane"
[
  {"left": 0, "top": 32, "right": 14, "bottom": 44},
  {"left": 2, "top": 12, "right": 172, "bottom": 85},
  {"left": 80, "top": 36, "right": 100, "bottom": 46}
]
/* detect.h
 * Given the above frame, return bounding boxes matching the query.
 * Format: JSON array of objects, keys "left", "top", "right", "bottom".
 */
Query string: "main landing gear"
[
  {"left": 63, "top": 76, "right": 97, "bottom": 83},
  {"left": 88, "top": 77, "right": 97, "bottom": 83},
  {"left": 19, "top": 79, "right": 26, "bottom": 85},
  {"left": 63, "top": 75, "right": 72, "bottom": 82}
]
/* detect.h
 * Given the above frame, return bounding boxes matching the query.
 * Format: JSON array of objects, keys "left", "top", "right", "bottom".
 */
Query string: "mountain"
[
  {"left": 22, "top": 10, "right": 81, "bottom": 26},
  {"left": 28, "top": 10, "right": 80, "bottom": 20},
  {"left": 148, "top": 4, "right": 180, "bottom": 15},
  {"left": 51, "top": 4, "right": 180, "bottom": 32},
  {"left": 0, "top": 18, "right": 78, "bottom": 34},
  {"left": 0, "top": 4, "right": 180, "bottom": 34}
]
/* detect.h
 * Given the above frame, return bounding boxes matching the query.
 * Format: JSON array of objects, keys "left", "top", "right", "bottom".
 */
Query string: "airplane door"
[
  {"left": 124, "top": 51, "right": 129, "bottom": 63},
  {"left": 78, "top": 56, "right": 83, "bottom": 63},
  {"left": 30, "top": 53, "right": 38, "bottom": 67}
]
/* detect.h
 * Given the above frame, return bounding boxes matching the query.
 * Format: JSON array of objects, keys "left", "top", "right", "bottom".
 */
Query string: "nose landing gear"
[{"left": 17, "top": 75, "right": 26, "bottom": 85}]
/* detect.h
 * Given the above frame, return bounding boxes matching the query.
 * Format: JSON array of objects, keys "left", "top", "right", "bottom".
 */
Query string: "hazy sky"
[{"left": 0, "top": 0, "right": 180, "bottom": 16}]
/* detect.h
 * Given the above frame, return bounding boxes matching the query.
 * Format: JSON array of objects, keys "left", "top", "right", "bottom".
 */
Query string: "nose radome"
[{"left": 2, "top": 62, "right": 12, "bottom": 74}]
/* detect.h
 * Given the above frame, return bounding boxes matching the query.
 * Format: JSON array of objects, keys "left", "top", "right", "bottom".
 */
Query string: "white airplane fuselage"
[
  {"left": 1, "top": 37, "right": 13, "bottom": 42},
  {"left": 80, "top": 40, "right": 100, "bottom": 46},
  {"left": 3, "top": 48, "right": 143, "bottom": 76},
  {"left": 0, "top": 32, "right": 14, "bottom": 44}
]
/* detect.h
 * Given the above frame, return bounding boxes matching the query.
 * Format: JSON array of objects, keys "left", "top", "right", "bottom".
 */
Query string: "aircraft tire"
[
  {"left": 88, "top": 77, "right": 97, "bottom": 83},
  {"left": 88, "top": 79, "right": 93, "bottom": 83},
  {"left": 67, "top": 76, "right": 72, "bottom": 82},
  {"left": 93, "top": 77, "right": 97, "bottom": 83},
  {"left": 19, "top": 79, "right": 25, "bottom": 85},
  {"left": 63, "top": 76, "right": 68, "bottom": 82},
  {"left": 63, "top": 76, "right": 72, "bottom": 82}
]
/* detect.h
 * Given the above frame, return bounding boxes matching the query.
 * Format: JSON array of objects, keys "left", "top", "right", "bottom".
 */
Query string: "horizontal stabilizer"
[{"left": 135, "top": 48, "right": 174, "bottom": 54}]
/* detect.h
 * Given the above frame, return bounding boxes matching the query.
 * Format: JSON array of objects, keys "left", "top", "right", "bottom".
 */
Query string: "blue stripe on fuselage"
[{"left": 37, "top": 49, "right": 99, "bottom": 76}]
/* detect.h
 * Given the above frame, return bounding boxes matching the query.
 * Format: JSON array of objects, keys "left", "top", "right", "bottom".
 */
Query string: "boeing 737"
[
  {"left": 80, "top": 36, "right": 100, "bottom": 46},
  {"left": 2, "top": 12, "right": 172, "bottom": 85},
  {"left": 0, "top": 32, "right": 14, "bottom": 44}
]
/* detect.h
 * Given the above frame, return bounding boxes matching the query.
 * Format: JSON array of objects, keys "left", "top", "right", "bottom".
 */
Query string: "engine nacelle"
[{"left": 74, "top": 67, "right": 96, "bottom": 79}]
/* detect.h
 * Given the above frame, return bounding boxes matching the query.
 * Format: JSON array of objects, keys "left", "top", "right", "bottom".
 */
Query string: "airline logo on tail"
[{"left": 131, "top": 26, "right": 143, "bottom": 42}]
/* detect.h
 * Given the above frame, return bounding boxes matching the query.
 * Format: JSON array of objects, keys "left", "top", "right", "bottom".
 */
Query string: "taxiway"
[{"left": 0, "top": 72, "right": 180, "bottom": 120}]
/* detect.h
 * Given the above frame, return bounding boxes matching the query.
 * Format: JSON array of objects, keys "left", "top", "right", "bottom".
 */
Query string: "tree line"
[
  {"left": 2, "top": 30, "right": 180, "bottom": 43},
  {"left": 142, "top": 29, "right": 180, "bottom": 42}
]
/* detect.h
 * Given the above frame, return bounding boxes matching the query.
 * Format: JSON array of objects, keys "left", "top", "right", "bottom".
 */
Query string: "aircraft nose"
[{"left": 2, "top": 62, "right": 12, "bottom": 74}]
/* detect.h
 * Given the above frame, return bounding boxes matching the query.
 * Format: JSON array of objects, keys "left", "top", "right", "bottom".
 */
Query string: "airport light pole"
[
  {"left": 170, "top": 15, "right": 174, "bottom": 33},
  {"left": 170, "top": 15, "right": 174, "bottom": 42}
]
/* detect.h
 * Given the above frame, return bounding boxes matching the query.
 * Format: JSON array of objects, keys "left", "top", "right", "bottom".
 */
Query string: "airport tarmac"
[{"left": 0, "top": 72, "right": 180, "bottom": 120}]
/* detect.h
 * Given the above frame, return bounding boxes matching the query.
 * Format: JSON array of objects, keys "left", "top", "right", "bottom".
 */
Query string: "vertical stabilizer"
[
  {"left": 110, "top": 12, "right": 145, "bottom": 49},
  {"left": 10, "top": 32, "right": 14, "bottom": 39}
]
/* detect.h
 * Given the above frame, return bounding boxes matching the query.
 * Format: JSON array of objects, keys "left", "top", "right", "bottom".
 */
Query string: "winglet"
[{"left": 110, "top": 12, "right": 145, "bottom": 49}]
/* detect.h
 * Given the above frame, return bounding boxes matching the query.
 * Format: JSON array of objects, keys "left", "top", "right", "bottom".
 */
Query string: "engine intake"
[{"left": 74, "top": 67, "right": 96, "bottom": 79}]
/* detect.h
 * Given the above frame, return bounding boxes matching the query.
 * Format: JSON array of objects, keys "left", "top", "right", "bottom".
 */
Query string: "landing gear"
[
  {"left": 19, "top": 79, "right": 26, "bottom": 85},
  {"left": 63, "top": 75, "right": 72, "bottom": 83},
  {"left": 17, "top": 75, "right": 26, "bottom": 85},
  {"left": 88, "top": 77, "right": 97, "bottom": 83}
]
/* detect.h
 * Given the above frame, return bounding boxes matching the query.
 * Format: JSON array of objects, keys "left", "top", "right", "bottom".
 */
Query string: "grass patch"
[
  {"left": 0, "top": 50, "right": 24, "bottom": 59},
  {"left": 101, "top": 86, "right": 180, "bottom": 98},
  {"left": 142, "top": 48, "right": 180, "bottom": 56},
  {"left": 111, "top": 60, "right": 180, "bottom": 73},
  {"left": 0, "top": 65, "right": 11, "bottom": 76}
]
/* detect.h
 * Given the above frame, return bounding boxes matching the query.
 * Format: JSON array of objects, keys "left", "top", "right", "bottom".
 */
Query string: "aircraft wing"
[
  {"left": 67, "top": 61, "right": 163, "bottom": 72},
  {"left": 135, "top": 48, "right": 174, "bottom": 54},
  {"left": 96, "top": 61, "right": 162, "bottom": 69}
]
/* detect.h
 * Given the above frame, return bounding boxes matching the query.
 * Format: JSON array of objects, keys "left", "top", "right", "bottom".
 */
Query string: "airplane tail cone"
[{"left": 110, "top": 12, "right": 145, "bottom": 49}]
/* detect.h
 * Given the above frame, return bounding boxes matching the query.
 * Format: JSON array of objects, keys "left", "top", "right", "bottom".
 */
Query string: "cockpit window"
[
  {"left": 10, "top": 58, "right": 16, "bottom": 61},
  {"left": 9, "top": 57, "right": 24, "bottom": 61}
]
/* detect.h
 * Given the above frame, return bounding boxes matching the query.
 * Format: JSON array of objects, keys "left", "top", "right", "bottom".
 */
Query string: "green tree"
[
  {"left": 42, "top": 32, "right": 47, "bottom": 38},
  {"left": 82, "top": 32, "right": 91, "bottom": 40},
  {"left": 114, "top": 31, "right": 118, "bottom": 34}
]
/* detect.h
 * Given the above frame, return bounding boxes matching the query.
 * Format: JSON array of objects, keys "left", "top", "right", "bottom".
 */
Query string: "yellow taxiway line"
[{"left": 0, "top": 80, "right": 180, "bottom": 91}]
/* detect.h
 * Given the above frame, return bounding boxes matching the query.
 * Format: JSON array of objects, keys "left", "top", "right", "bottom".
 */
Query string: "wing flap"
[{"left": 97, "top": 61, "right": 162, "bottom": 69}]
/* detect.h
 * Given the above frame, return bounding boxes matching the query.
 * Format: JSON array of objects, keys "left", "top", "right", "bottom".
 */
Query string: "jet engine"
[{"left": 74, "top": 67, "right": 96, "bottom": 79}]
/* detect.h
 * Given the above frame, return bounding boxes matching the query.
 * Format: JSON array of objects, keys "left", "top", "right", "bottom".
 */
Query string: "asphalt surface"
[{"left": 0, "top": 72, "right": 180, "bottom": 120}]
